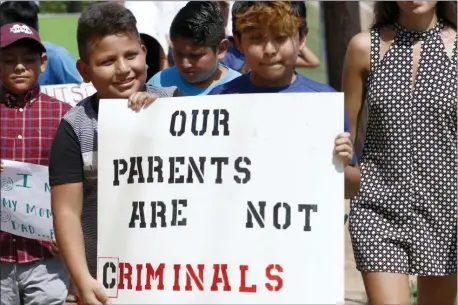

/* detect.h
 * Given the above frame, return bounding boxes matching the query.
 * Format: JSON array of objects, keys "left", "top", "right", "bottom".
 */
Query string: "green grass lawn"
[
  {"left": 39, "top": 15, "right": 79, "bottom": 59},
  {"left": 38, "top": 3, "right": 326, "bottom": 84}
]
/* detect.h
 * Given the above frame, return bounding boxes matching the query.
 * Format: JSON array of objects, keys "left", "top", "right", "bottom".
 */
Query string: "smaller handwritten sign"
[
  {"left": 0, "top": 160, "right": 54, "bottom": 241},
  {"left": 41, "top": 83, "right": 96, "bottom": 107}
]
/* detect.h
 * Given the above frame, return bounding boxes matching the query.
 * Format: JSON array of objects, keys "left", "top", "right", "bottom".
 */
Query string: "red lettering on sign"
[
  {"left": 265, "top": 264, "right": 283, "bottom": 291},
  {"left": 185, "top": 264, "right": 205, "bottom": 291},
  {"left": 118, "top": 262, "right": 133, "bottom": 289},
  {"left": 115, "top": 262, "right": 283, "bottom": 293},
  {"left": 239, "top": 265, "right": 257, "bottom": 293}
]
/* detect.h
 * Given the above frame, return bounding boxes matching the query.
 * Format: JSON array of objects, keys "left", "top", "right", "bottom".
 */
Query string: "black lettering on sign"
[
  {"left": 273, "top": 202, "right": 291, "bottom": 230},
  {"left": 191, "top": 109, "right": 209, "bottom": 136},
  {"left": 129, "top": 201, "right": 146, "bottom": 228},
  {"left": 212, "top": 109, "right": 230, "bottom": 136},
  {"left": 245, "top": 201, "right": 266, "bottom": 228},
  {"left": 168, "top": 157, "right": 185, "bottom": 184},
  {"left": 147, "top": 156, "right": 164, "bottom": 183},
  {"left": 171, "top": 199, "right": 187, "bottom": 226},
  {"left": 127, "top": 157, "right": 145, "bottom": 184},
  {"left": 234, "top": 157, "right": 251, "bottom": 184},
  {"left": 186, "top": 157, "right": 206, "bottom": 183},
  {"left": 169, "top": 109, "right": 230, "bottom": 137},
  {"left": 151, "top": 201, "right": 167, "bottom": 228},
  {"left": 103, "top": 262, "right": 116, "bottom": 289},
  {"left": 113, "top": 159, "right": 128, "bottom": 186},
  {"left": 210, "top": 157, "right": 229, "bottom": 184},
  {"left": 298, "top": 204, "right": 318, "bottom": 231},
  {"left": 170, "top": 110, "right": 186, "bottom": 136}
]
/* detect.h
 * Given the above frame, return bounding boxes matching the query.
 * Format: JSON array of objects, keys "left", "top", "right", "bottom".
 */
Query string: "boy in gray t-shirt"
[{"left": 48, "top": 3, "right": 181, "bottom": 304}]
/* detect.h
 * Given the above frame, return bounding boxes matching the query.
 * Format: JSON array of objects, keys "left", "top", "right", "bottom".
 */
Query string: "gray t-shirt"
[{"left": 49, "top": 85, "right": 181, "bottom": 277}]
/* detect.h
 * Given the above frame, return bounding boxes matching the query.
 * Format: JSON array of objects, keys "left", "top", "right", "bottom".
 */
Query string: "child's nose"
[{"left": 115, "top": 59, "right": 131, "bottom": 74}]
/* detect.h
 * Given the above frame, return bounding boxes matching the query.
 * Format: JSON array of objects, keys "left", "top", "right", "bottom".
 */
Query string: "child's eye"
[
  {"left": 126, "top": 53, "right": 138, "bottom": 60},
  {"left": 249, "top": 35, "right": 262, "bottom": 42},
  {"left": 24, "top": 57, "right": 37, "bottom": 63},
  {"left": 101, "top": 60, "right": 113, "bottom": 66},
  {"left": 276, "top": 35, "right": 288, "bottom": 42}
]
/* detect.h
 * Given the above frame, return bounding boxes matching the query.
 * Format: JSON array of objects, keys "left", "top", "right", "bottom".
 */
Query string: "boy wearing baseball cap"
[{"left": 0, "top": 22, "right": 71, "bottom": 305}]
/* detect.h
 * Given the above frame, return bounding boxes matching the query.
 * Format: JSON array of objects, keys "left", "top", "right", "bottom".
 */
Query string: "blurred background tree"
[{"left": 40, "top": 1, "right": 91, "bottom": 13}]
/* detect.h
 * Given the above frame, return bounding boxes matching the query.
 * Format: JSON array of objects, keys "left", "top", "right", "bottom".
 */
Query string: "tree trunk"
[
  {"left": 67, "top": 1, "right": 82, "bottom": 13},
  {"left": 322, "top": 2, "right": 367, "bottom": 160},
  {"left": 322, "top": 1, "right": 361, "bottom": 91}
]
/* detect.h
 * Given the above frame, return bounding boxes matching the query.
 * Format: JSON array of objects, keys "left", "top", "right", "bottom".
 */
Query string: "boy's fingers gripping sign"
[
  {"left": 334, "top": 132, "right": 353, "bottom": 166},
  {"left": 80, "top": 280, "right": 111, "bottom": 305},
  {"left": 128, "top": 92, "right": 159, "bottom": 112}
]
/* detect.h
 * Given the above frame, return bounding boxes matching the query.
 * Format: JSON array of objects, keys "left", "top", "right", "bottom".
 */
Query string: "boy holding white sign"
[
  {"left": 48, "top": 2, "right": 182, "bottom": 305},
  {"left": 0, "top": 22, "right": 71, "bottom": 305},
  {"left": 208, "top": 1, "right": 359, "bottom": 197}
]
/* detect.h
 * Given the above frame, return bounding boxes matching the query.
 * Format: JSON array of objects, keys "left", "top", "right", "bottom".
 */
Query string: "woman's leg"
[
  {"left": 417, "top": 274, "right": 457, "bottom": 305},
  {"left": 362, "top": 272, "right": 411, "bottom": 305}
]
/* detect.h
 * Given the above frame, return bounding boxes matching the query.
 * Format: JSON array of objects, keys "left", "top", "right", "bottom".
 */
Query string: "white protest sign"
[
  {"left": 41, "top": 83, "right": 96, "bottom": 107},
  {"left": 97, "top": 93, "right": 345, "bottom": 304},
  {"left": 0, "top": 160, "right": 54, "bottom": 241}
]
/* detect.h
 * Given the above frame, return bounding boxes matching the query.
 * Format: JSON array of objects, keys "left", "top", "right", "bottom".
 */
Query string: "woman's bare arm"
[{"left": 342, "top": 32, "right": 371, "bottom": 198}]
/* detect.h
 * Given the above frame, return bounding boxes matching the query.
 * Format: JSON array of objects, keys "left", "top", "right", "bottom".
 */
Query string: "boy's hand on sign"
[
  {"left": 334, "top": 132, "right": 353, "bottom": 166},
  {"left": 79, "top": 278, "right": 111, "bottom": 305},
  {"left": 1, "top": 160, "right": 4, "bottom": 172},
  {"left": 50, "top": 239, "right": 59, "bottom": 256},
  {"left": 128, "top": 92, "right": 159, "bottom": 112}
]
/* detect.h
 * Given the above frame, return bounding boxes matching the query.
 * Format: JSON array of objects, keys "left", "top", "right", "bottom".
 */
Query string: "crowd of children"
[{"left": 1, "top": 1, "right": 455, "bottom": 305}]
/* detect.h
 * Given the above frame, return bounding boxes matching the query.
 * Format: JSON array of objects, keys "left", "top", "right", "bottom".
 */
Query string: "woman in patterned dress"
[{"left": 343, "top": 2, "right": 457, "bottom": 304}]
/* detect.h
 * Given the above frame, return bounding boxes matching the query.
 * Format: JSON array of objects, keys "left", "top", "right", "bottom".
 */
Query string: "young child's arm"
[
  {"left": 342, "top": 109, "right": 360, "bottom": 199},
  {"left": 295, "top": 45, "right": 320, "bottom": 68},
  {"left": 49, "top": 120, "right": 110, "bottom": 305}
]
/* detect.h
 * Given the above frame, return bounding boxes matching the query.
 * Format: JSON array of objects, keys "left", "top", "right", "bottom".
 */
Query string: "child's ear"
[
  {"left": 40, "top": 53, "right": 48, "bottom": 73},
  {"left": 140, "top": 43, "right": 147, "bottom": 56},
  {"left": 299, "top": 28, "right": 309, "bottom": 50},
  {"left": 76, "top": 59, "right": 91, "bottom": 83},
  {"left": 216, "top": 38, "right": 230, "bottom": 60}
]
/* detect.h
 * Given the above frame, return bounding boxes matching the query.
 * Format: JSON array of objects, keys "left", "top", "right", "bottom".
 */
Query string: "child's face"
[
  {"left": 77, "top": 33, "right": 147, "bottom": 99},
  {"left": 235, "top": 27, "right": 306, "bottom": 85},
  {"left": 0, "top": 45, "right": 46, "bottom": 95},
  {"left": 172, "top": 37, "right": 227, "bottom": 85}
]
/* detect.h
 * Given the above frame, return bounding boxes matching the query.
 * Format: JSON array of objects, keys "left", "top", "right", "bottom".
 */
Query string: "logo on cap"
[{"left": 10, "top": 24, "right": 33, "bottom": 35}]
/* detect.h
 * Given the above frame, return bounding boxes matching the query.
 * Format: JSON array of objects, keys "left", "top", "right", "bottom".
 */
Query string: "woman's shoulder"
[
  {"left": 345, "top": 31, "right": 371, "bottom": 72},
  {"left": 347, "top": 31, "right": 371, "bottom": 56}
]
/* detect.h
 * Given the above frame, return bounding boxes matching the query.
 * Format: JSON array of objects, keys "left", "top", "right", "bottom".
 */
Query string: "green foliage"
[
  {"left": 410, "top": 281, "right": 417, "bottom": 305},
  {"left": 39, "top": 1, "right": 92, "bottom": 14}
]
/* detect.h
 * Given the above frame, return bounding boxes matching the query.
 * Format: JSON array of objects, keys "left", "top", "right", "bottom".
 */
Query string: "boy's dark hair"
[
  {"left": 170, "top": 1, "right": 226, "bottom": 51},
  {"left": 77, "top": 2, "right": 139, "bottom": 61},
  {"left": 0, "top": 1, "right": 39, "bottom": 31},
  {"left": 231, "top": 1, "right": 307, "bottom": 38}
]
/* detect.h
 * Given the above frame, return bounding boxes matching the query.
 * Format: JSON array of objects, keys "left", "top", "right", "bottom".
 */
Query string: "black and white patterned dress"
[{"left": 349, "top": 20, "right": 458, "bottom": 276}]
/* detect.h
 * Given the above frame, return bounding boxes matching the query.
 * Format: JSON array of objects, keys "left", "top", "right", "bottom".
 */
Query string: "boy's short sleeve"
[
  {"left": 147, "top": 72, "right": 161, "bottom": 86},
  {"left": 344, "top": 110, "right": 357, "bottom": 166},
  {"left": 173, "top": 88, "right": 184, "bottom": 97},
  {"left": 49, "top": 119, "right": 84, "bottom": 186}
]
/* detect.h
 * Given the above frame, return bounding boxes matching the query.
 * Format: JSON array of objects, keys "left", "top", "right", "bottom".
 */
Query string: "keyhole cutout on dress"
[{"left": 411, "top": 40, "right": 422, "bottom": 89}]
